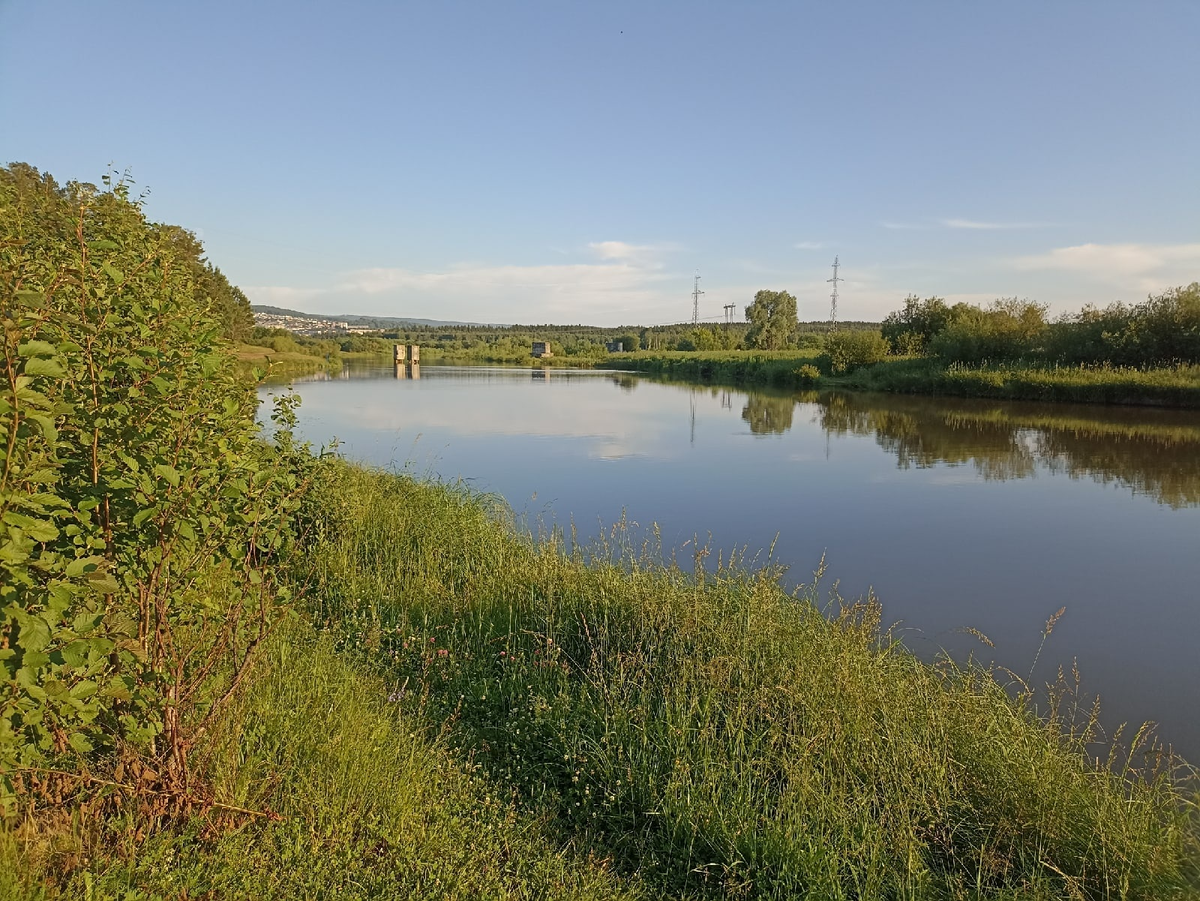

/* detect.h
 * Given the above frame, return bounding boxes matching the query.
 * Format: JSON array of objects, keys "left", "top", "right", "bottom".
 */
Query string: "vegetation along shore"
[
  {"left": 607, "top": 290, "right": 1200, "bottom": 408},
  {"left": 4, "top": 165, "right": 1200, "bottom": 898}
]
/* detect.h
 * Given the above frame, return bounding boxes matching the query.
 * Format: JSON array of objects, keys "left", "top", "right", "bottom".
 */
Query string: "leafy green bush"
[
  {"left": 0, "top": 165, "right": 307, "bottom": 805},
  {"left": 1047, "top": 284, "right": 1200, "bottom": 366},
  {"left": 929, "top": 298, "right": 1048, "bottom": 364},
  {"left": 822, "top": 329, "right": 891, "bottom": 373},
  {"left": 881, "top": 294, "right": 962, "bottom": 354},
  {"left": 795, "top": 363, "right": 821, "bottom": 386}
]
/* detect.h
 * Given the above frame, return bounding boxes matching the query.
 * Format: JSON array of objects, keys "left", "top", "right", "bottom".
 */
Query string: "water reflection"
[
  {"left": 814, "top": 392, "right": 1200, "bottom": 508},
  {"left": 741, "top": 393, "right": 797, "bottom": 436},
  {"left": 394, "top": 362, "right": 421, "bottom": 379}
]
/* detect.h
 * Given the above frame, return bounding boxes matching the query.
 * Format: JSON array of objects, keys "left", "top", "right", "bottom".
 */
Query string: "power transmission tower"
[
  {"left": 692, "top": 273, "right": 704, "bottom": 327},
  {"left": 723, "top": 303, "right": 736, "bottom": 326},
  {"left": 827, "top": 256, "right": 842, "bottom": 332}
]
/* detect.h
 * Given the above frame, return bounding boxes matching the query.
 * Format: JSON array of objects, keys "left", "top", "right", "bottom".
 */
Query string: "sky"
[{"left": 2, "top": 1, "right": 1197, "bottom": 326}]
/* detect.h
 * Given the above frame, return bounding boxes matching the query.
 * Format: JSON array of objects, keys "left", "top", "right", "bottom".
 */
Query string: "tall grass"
[
  {"left": 300, "top": 462, "right": 1200, "bottom": 899},
  {"left": 0, "top": 619, "right": 643, "bottom": 900}
]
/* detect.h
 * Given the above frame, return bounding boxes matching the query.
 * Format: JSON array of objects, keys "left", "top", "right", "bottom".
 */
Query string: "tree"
[
  {"left": 881, "top": 295, "right": 953, "bottom": 355},
  {"left": 744, "top": 290, "right": 798, "bottom": 349}
]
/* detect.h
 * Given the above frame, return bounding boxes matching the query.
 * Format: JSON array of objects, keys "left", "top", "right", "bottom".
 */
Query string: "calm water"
[{"left": 263, "top": 363, "right": 1200, "bottom": 759}]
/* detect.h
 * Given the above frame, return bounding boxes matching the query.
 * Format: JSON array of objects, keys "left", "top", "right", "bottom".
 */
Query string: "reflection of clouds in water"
[{"left": 290, "top": 376, "right": 689, "bottom": 462}]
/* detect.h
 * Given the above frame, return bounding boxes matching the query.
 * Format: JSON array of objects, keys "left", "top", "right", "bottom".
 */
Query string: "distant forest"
[{"left": 251, "top": 303, "right": 880, "bottom": 363}]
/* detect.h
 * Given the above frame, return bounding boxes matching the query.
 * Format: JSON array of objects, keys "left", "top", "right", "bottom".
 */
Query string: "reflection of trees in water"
[
  {"left": 1035, "top": 430, "right": 1200, "bottom": 509},
  {"left": 609, "top": 374, "right": 639, "bottom": 392},
  {"left": 816, "top": 392, "right": 1200, "bottom": 507},
  {"left": 741, "top": 394, "right": 796, "bottom": 435}
]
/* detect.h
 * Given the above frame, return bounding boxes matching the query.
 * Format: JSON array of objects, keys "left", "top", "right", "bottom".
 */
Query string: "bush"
[
  {"left": 823, "top": 329, "right": 890, "bottom": 374},
  {"left": 0, "top": 165, "right": 307, "bottom": 804},
  {"left": 929, "top": 298, "right": 1048, "bottom": 364},
  {"left": 795, "top": 363, "right": 821, "bottom": 386},
  {"left": 881, "top": 295, "right": 958, "bottom": 354}
]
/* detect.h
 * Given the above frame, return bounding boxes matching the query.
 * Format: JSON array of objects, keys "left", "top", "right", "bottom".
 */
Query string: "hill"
[{"left": 250, "top": 304, "right": 500, "bottom": 328}]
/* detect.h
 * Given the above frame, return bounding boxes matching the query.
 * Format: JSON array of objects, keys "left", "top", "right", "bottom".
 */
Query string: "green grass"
[
  {"left": 607, "top": 350, "right": 823, "bottom": 388},
  {"left": 837, "top": 358, "right": 1200, "bottom": 408},
  {"left": 609, "top": 351, "right": 1200, "bottom": 408},
  {"left": 296, "top": 462, "right": 1200, "bottom": 899},
  {"left": 1, "top": 619, "right": 643, "bottom": 900},
  {"left": 233, "top": 341, "right": 343, "bottom": 381},
  {"left": 7, "top": 460, "right": 1199, "bottom": 899}
]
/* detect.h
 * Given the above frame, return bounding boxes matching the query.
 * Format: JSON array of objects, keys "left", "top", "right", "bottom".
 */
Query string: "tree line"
[{"left": 882, "top": 288, "right": 1200, "bottom": 367}]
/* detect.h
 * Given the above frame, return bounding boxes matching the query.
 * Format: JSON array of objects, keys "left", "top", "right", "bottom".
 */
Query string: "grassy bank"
[
  {"left": 235, "top": 343, "right": 395, "bottom": 381},
  {"left": 607, "top": 349, "right": 823, "bottom": 388},
  {"left": 8, "top": 459, "right": 1199, "bottom": 898},
  {"left": 835, "top": 358, "right": 1200, "bottom": 408},
  {"left": 233, "top": 341, "right": 343, "bottom": 379},
  {"left": 608, "top": 351, "right": 1200, "bottom": 408},
  {"left": 295, "top": 462, "right": 1199, "bottom": 899},
  {"left": 0, "top": 619, "right": 642, "bottom": 900}
]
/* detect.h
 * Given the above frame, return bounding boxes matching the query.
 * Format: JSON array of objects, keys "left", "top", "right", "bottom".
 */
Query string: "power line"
[{"left": 827, "top": 255, "right": 842, "bottom": 331}]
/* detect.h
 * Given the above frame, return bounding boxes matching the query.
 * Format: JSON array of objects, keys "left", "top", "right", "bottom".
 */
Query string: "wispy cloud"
[
  {"left": 587, "top": 240, "right": 682, "bottom": 267},
  {"left": 794, "top": 241, "right": 824, "bottom": 251},
  {"left": 1013, "top": 242, "right": 1200, "bottom": 294},
  {"left": 942, "top": 218, "right": 1052, "bottom": 230},
  {"left": 883, "top": 218, "right": 1051, "bottom": 231},
  {"left": 244, "top": 240, "right": 689, "bottom": 323}
]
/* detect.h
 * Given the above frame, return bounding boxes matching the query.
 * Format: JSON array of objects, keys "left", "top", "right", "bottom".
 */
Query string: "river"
[{"left": 262, "top": 362, "right": 1200, "bottom": 760}]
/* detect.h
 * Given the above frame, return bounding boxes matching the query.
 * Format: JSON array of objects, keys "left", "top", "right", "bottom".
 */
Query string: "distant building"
[
  {"left": 532, "top": 341, "right": 553, "bottom": 358},
  {"left": 605, "top": 340, "right": 624, "bottom": 353}
]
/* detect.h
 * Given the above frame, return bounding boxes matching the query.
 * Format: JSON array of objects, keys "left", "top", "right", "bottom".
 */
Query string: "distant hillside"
[{"left": 250, "top": 305, "right": 499, "bottom": 328}]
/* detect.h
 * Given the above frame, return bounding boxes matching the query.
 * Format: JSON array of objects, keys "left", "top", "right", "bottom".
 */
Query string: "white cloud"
[
  {"left": 246, "top": 242, "right": 691, "bottom": 324},
  {"left": 942, "top": 218, "right": 1052, "bottom": 230},
  {"left": 587, "top": 240, "right": 683, "bottom": 266},
  {"left": 794, "top": 241, "right": 824, "bottom": 251},
  {"left": 1013, "top": 242, "right": 1200, "bottom": 294}
]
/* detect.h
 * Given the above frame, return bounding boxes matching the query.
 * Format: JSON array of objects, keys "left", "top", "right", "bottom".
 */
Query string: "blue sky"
[{"left": 2, "top": 1, "right": 1197, "bottom": 325}]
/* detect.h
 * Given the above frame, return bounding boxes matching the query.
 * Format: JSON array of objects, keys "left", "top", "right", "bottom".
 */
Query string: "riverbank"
[
  {"left": 12, "top": 460, "right": 1197, "bottom": 898},
  {"left": 607, "top": 351, "right": 1200, "bottom": 408},
  {"left": 235, "top": 345, "right": 399, "bottom": 381}
]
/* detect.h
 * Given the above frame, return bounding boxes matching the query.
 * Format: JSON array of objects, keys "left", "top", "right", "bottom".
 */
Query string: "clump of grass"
[
  {"left": 1, "top": 620, "right": 643, "bottom": 900},
  {"left": 303, "top": 462, "right": 1200, "bottom": 899}
]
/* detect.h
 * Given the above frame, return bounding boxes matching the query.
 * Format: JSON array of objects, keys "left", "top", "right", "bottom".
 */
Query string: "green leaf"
[
  {"left": 65, "top": 557, "right": 101, "bottom": 578},
  {"left": 68, "top": 732, "right": 94, "bottom": 754},
  {"left": 70, "top": 680, "right": 99, "bottom": 700},
  {"left": 154, "top": 464, "right": 180, "bottom": 487},
  {"left": 22, "top": 357, "right": 66, "bottom": 378},
  {"left": 86, "top": 573, "right": 120, "bottom": 594},
  {"left": 61, "top": 640, "right": 89, "bottom": 668},
  {"left": 2, "top": 512, "right": 59, "bottom": 542},
  {"left": 17, "top": 617, "right": 52, "bottom": 652},
  {"left": 101, "top": 262, "right": 124, "bottom": 283},
  {"left": 18, "top": 340, "right": 57, "bottom": 358}
]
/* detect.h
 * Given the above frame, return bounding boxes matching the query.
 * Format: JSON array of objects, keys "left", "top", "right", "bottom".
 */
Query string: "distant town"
[{"left": 253, "top": 310, "right": 375, "bottom": 336}]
